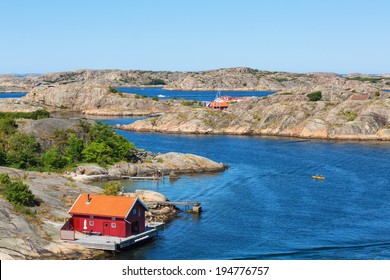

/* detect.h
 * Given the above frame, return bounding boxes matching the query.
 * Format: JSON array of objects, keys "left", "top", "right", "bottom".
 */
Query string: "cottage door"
[
  {"left": 131, "top": 221, "right": 139, "bottom": 234},
  {"left": 103, "top": 222, "right": 110, "bottom": 236}
]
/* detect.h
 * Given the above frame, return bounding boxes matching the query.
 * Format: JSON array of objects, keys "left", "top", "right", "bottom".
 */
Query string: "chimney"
[{"left": 86, "top": 194, "right": 91, "bottom": 204}]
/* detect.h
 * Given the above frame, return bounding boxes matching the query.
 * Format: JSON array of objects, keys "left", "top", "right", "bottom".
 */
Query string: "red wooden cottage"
[{"left": 61, "top": 194, "right": 149, "bottom": 240}]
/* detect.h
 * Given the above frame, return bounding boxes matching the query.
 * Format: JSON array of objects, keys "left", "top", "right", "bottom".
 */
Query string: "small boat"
[
  {"left": 157, "top": 94, "right": 166, "bottom": 98},
  {"left": 312, "top": 175, "right": 325, "bottom": 180}
]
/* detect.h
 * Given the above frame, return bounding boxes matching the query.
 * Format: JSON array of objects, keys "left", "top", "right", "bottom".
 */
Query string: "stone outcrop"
[
  {"left": 15, "top": 117, "right": 94, "bottom": 150},
  {"left": 0, "top": 167, "right": 106, "bottom": 260},
  {"left": 126, "top": 190, "right": 180, "bottom": 222},
  {"left": 0, "top": 98, "right": 43, "bottom": 113},
  {"left": 73, "top": 152, "right": 227, "bottom": 183},
  {"left": 22, "top": 84, "right": 173, "bottom": 116},
  {"left": 121, "top": 92, "right": 390, "bottom": 141},
  {"left": 0, "top": 167, "right": 183, "bottom": 259}
]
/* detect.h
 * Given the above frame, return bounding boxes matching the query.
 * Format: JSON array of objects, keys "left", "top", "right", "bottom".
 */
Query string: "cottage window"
[
  {"left": 138, "top": 211, "right": 141, "bottom": 217},
  {"left": 111, "top": 223, "right": 116, "bottom": 228},
  {"left": 89, "top": 221, "right": 94, "bottom": 226},
  {"left": 89, "top": 215, "right": 94, "bottom": 219},
  {"left": 111, "top": 217, "right": 116, "bottom": 221},
  {"left": 133, "top": 209, "right": 137, "bottom": 215}
]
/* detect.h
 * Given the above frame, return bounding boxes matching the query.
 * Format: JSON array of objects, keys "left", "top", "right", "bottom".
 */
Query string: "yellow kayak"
[{"left": 312, "top": 175, "right": 325, "bottom": 180}]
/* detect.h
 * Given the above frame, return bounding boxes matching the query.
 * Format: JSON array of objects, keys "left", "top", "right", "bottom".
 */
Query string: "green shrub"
[
  {"left": 0, "top": 119, "right": 16, "bottom": 135},
  {"left": 0, "top": 120, "right": 136, "bottom": 171},
  {"left": 152, "top": 96, "right": 159, "bottom": 101},
  {"left": 5, "top": 132, "right": 39, "bottom": 169},
  {"left": 40, "top": 146, "right": 66, "bottom": 170},
  {"left": 182, "top": 100, "right": 197, "bottom": 106},
  {"left": 307, "top": 91, "right": 322, "bottom": 101},
  {"left": 108, "top": 86, "right": 120, "bottom": 93},
  {"left": 0, "top": 109, "right": 50, "bottom": 120},
  {"left": 0, "top": 174, "right": 38, "bottom": 207},
  {"left": 63, "top": 134, "right": 84, "bottom": 163},
  {"left": 102, "top": 182, "right": 122, "bottom": 196}
]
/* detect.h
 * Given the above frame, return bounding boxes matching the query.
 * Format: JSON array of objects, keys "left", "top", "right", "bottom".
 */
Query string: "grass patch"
[{"left": 338, "top": 110, "right": 358, "bottom": 122}]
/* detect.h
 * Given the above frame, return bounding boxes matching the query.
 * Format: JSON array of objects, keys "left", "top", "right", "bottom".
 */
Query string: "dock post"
[{"left": 192, "top": 205, "right": 202, "bottom": 213}]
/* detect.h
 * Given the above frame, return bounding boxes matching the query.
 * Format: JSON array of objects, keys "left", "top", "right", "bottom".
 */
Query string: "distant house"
[
  {"left": 61, "top": 194, "right": 149, "bottom": 240},
  {"left": 350, "top": 94, "right": 369, "bottom": 101},
  {"left": 207, "top": 100, "right": 229, "bottom": 110},
  {"left": 206, "top": 95, "right": 249, "bottom": 110}
]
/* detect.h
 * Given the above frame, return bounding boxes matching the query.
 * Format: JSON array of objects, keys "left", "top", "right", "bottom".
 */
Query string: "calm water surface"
[
  {"left": 0, "top": 92, "right": 27, "bottom": 98},
  {"left": 99, "top": 117, "right": 390, "bottom": 260},
  {"left": 116, "top": 87, "right": 275, "bottom": 101}
]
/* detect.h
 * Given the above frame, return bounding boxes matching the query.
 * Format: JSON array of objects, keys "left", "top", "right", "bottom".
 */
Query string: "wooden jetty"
[
  {"left": 66, "top": 222, "right": 164, "bottom": 251},
  {"left": 146, "top": 201, "right": 202, "bottom": 213},
  {"left": 121, "top": 176, "right": 160, "bottom": 180},
  {"left": 121, "top": 175, "right": 162, "bottom": 180}
]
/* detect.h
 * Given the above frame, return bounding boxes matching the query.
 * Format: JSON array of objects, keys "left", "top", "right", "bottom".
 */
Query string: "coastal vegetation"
[
  {"left": 108, "top": 85, "right": 122, "bottom": 94},
  {"left": 145, "top": 78, "right": 166, "bottom": 86},
  {"left": 0, "top": 173, "right": 40, "bottom": 215},
  {"left": 0, "top": 109, "right": 50, "bottom": 120},
  {"left": 101, "top": 181, "right": 121, "bottom": 196},
  {"left": 0, "top": 111, "right": 137, "bottom": 171},
  {"left": 306, "top": 91, "right": 322, "bottom": 101}
]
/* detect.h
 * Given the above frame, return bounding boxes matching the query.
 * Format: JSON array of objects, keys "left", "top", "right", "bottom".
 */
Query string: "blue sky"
[{"left": 1, "top": 0, "right": 389, "bottom": 74}]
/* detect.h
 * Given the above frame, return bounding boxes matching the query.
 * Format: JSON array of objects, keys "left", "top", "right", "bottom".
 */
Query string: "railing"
[{"left": 60, "top": 218, "right": 75, "bottom": 240}]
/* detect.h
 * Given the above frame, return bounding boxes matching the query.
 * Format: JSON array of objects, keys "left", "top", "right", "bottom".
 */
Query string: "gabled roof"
[
  {"left": 69, "top": 194, "right": 148, "bottom": 218},
  {"left": 207, "top": 101, "right": 229, "bottom": 108},
  {"left": 350, "top": 94, "right": 369, "bottom": 100}
]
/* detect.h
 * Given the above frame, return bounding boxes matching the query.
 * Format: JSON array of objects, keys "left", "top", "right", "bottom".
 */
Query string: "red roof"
[
  {"left": 350, "top": 94, "right": 369, "bottom": 100},
  {"left": 69, "top": 194, "right": 147, "bottom": 218},
  {"left": 207, "top": 101, "right": 229, "bottom": 108}
]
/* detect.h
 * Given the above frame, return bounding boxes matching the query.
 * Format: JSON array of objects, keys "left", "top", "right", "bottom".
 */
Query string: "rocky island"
[
  {"left": 1, "top": 67, "right": 390, "bottom": 259},
  {"left": 0, "top": 115, "right": 226, "bottom": 259}
]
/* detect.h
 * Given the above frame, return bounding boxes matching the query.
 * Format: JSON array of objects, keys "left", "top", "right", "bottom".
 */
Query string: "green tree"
[
  {"left": 63, "top": 134, "right": 84, "bottom": 163},
  {"left": 0, "top": 119, "right": 16, "bottom": 135},
  {"left": 40, "top": 146, "right": 66, "bottom": 170},
  {"left": 5, "top": 132, "right": 39, "bottom": 169},
  {"left": 102, "top": 182, "right": 122, "bottom": 196},
  {"left": 82, "top": 141, "right": 113, "bottom": 166}
]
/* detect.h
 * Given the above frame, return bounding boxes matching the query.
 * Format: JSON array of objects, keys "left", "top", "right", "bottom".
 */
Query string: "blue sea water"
[
  {"left": 116, "top": 87, "right": 275, "bottom": 102},
  {"left": 0, "top": 92, "right": 27, "bottom": 98},
  {"left": 2, "top": 88, "right": 388, "bottom": 260},
  {"left": 98, "top": 117, "right": 390, "bottom": 260}
]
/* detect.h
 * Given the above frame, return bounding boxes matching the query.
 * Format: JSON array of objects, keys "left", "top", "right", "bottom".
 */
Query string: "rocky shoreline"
[
  {"left": 0, "top": 155, "right": 220, "bottom": 259},
  {"left": 67, "top": 152, "right": 227, "bottom": 183},
  {"left": 0, "top": 67, "right": 388, "bottom": 141},
  {"left": 119, "top": 91, "right": 390, "bottom": 141}
]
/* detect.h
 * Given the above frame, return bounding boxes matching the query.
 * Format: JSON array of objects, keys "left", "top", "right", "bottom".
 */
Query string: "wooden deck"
[
  {"left": 121, "top": 176, "right": 161, "bottom": 180},
  {"left": 64, "top": 223, "right": 164, "bottom": 251}
]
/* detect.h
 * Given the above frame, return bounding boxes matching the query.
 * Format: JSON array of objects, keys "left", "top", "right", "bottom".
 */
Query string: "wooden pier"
[
  {"left": 120, "top": 175, "right": 161, "bottom": 180},
  {"left": 146, "top": 201, "right": 202, "bottom": 213},
  {"left": 64, "top": 222, "right": 164, "bottom": 251}
]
